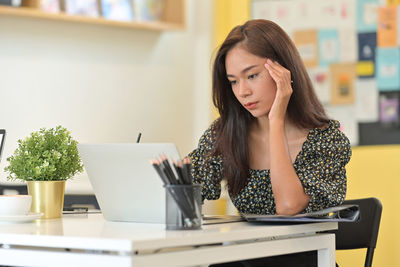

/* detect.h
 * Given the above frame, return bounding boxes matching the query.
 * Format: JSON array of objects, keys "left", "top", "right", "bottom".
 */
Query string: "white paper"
[
  {"left": 339, "top": 28, "right": 358, "bottom": 62},
  {"left": 320, "top": 39, "right": 338, "bottom": 61},
  {"left": 355, "top": 79, "right": 379, "bottom": 122},
  {"left": 308, "top": 67, "right": 331, "bottom": 104},
  {"left": 298, "top": 44, "right": 316, "bottom": 60},
  {"left": 325, "top": 105, "right": 359, "bottom": 146},
  {"left": 310, "top": 0, "right": 356, "bottom": 28},
  {"left": 251, "top": 0, "right": 356, "bottom": 33},
  {"left": 252, "top": 0, "right": 314, "bottom": 33},
  {"left": 363, "top": 3, "right": 379, "bottom": 25},
  {"left": 252, "top": 0, "right": 297, "bottom": 27},
  {"left": 381, "top": 65, "right": 397, "bottom": 77}
]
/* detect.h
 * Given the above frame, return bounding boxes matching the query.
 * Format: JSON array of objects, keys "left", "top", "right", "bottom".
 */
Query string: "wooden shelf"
[{"left": 0, "top": 0, "right": 185, "bottom": 31}]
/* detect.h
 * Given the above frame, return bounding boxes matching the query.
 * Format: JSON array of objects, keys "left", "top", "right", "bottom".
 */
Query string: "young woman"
[{"left": 188, "top": 19, "right": 351, "bottom": 266}]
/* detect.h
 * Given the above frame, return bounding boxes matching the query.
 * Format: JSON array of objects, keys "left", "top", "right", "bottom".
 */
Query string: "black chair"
[{"left": 335, "top": 197, "right": 382, "bottom": 267}]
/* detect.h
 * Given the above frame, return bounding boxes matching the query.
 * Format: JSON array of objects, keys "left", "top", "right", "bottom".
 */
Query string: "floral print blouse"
[{"left": 188, "top": 120, "right": 352, "bottom": 214}]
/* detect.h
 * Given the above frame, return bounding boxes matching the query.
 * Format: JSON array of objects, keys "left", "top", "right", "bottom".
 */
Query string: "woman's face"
[{"left": 225, "top": 45, "right": 277, "bottom": 118}]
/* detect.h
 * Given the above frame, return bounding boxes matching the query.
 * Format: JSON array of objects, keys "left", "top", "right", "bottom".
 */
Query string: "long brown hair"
[{"left": 211, "top": 19, "right": 329, "bottom": 196}]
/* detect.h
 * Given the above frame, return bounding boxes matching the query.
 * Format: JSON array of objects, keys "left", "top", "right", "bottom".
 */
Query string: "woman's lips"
[{"left": 244, "top": 102, "right": 258, "bottom": 109}]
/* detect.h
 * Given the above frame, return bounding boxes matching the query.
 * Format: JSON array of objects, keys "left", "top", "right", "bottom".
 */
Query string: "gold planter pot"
[{"left": 27, "top": 180, "right": 66, "bottom": 219}]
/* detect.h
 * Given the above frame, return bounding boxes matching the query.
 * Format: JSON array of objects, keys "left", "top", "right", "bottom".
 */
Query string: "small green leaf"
[{"left": 3, "top": 126, "right": 84, "bottom": 181}]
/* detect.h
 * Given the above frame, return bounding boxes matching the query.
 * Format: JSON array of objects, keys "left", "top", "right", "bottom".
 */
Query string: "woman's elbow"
[
  {"left": 275, "top": 204, "right": 302, "bottom": 216},
  {"left": 275, "top": 197, "right": 310, "bottom": 216}
]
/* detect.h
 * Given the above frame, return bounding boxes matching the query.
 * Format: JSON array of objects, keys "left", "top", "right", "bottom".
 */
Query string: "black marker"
[{"left": 136, "top": 132, "right": 142, "bottom": 143}]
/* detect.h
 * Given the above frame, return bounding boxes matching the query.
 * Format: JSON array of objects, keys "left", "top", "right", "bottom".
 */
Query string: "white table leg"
[{"left": 317, "top": 233, "right": 336, "bottom": 267}]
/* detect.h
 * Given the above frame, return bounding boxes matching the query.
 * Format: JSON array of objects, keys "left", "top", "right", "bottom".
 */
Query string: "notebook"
[
  {"left": 78, "top": 143, "right": 181, "bottom": 223},
  {"left": 202, "top": 214, "right": 245, "bottom": 225},
  {"left": 242, "top": 204, "right": 360, "bottom": 223}
]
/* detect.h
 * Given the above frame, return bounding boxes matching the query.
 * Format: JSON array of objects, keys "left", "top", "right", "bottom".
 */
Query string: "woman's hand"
[
  {"left": 265, "top": 59, "right": 293, "bottom": 122},
  {"left": 265, "top": 60, "right": 310, "bottom": 215}
]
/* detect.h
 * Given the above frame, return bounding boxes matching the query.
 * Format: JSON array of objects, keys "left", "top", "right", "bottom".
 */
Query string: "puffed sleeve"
[
  {"left": 188, "top": 120, "right": 223, "bottom": 202},
  {"left": 294, "top": 120, "right": 352, "bottom": 213}
]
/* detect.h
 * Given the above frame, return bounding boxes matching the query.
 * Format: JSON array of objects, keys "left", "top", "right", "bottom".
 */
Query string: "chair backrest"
[{"left": 335, "top": 197, "right": 382, "bottom": 267}]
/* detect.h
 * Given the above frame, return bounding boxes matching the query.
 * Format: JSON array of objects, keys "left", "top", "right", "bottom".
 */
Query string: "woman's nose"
[{"left": 238, "top": 80, "right": 252, "bottom": 97}]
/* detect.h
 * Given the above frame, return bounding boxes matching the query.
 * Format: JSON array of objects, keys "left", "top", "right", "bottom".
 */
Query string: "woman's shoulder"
[
  {"left": 299, "top": 120, "right": 351, "bottom": 162},
  {"left": 196, "top": 118, "right": 220, "bottom": 147},
  {"left": 307, "top": 120, "right": 350, "bottom": 146},
  {"left": 203, "top": 118, "right": 219, "bottom": 136}
]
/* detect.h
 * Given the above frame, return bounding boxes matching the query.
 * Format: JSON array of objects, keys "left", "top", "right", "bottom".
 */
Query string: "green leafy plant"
[{"left": 4, "top": 126, "right": 83, "bottom": 181}]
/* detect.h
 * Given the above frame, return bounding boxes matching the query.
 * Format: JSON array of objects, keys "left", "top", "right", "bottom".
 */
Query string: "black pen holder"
[{"left": 164, "top": 184, "right": 202, "bottom": 230}]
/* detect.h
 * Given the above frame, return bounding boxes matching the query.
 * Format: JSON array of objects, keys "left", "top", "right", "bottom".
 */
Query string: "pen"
[{"left": 136, "top": 132, "right": 142, "bottom": 143}]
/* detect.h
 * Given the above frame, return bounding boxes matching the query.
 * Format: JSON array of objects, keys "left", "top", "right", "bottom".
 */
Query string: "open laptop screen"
[
  {"left": 78, "top": 143, "right": 181, "bottom": 223},
  {"left": 0, "top": 129, "right": 5, "bottom": 162}
]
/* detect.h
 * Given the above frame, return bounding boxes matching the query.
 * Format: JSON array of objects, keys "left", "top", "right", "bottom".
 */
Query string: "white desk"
[{"left": 0, "top": 213, "right": 337, "bottom": 267}]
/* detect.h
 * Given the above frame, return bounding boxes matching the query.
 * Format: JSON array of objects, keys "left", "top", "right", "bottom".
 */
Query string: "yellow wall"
[
  {"left": 214, "top": 0, "right": 250, "bottom": 47},
  {"left": 337, "top": 145, "right": 400, "bottom": 267},
  {"left": 214, "top": 2, "right": 399, "bottom": 266},
  {"left": 212, "top": 0, "right": 250, "bottom": 120},
  {"left": 206, "top": 0, "right": 251, "bottom": 214}
]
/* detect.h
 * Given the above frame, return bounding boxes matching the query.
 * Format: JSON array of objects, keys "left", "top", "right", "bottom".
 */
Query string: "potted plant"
[{"left": 4, "top": 126, "right": 83, "bottom": 219}]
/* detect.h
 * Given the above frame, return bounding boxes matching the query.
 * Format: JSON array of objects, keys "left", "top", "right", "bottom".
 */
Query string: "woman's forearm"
[{"left": 269, "top": 120, "right": 310, "bottom": 215}]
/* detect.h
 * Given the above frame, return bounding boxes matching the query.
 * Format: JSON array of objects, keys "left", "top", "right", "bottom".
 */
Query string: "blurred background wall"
[{"left": 1, "top": 0, "right": 399, "bottom": 266}]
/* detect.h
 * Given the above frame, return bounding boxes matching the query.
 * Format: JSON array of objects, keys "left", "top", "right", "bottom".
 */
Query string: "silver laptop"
[
  {"left": 0, "top": 129, "right": 5, "bottom": 162},
  {"left": 78, "top": 143, "right": 181, "bottom": 223}
]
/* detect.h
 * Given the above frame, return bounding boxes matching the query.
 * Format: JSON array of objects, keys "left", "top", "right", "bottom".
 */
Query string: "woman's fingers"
[
  {"left": 265, "top": 59, "right": 282, "bottom": 71},
  {"left": 265, "top": 64, "right": 280, "bottom": 81},
  {"left": 266, "top": 60, "right": 291, "bottom": 80},
  {"left": 266, "top": 60, "right": 293, "bottom": 121},
  {"left": 265, "top": 62, "right": 291, "bottom": 90}
]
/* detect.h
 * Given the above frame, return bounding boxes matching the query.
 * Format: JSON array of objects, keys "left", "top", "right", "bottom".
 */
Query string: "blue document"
[
  {"left": 376, "top": 48, "right": 400, "bottom": 91},
  {"left": 318, "top": 29, "right": 339, "bottom": 67},
  {"left": 358, "top": 32, "right": 377, "bottom": 78},
  {"left": 358, "top": 32, "right": 376, "bottom": 61},
  {"left": 356, "top": 0, "right": 379, "bottom": 33}
]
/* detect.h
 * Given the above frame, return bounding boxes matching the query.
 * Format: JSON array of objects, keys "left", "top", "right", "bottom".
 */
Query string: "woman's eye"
[
  {"left": 248, "top": 74, "right": 258, "bottom": 79},
  {"left": 229, "top": 80, "right": 237, "bottom": 85}
]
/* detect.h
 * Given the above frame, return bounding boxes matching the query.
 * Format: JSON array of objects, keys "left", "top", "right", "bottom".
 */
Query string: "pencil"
[
  {"left": 150, "top": 159, "right": 169, "bottom": 185},
  {"left": 160, "top": 154, "right": 178, "bottom": 184},
  {"left": 182, "top": 157, "right": 193, "bottom": 185},
  {"left": 136, "top": 132, "right": 142, "bottom": 143},
  {"left": 151, "top": 159, "right": 194, "bottom": 219},
  {"left": 151, "top": 156, "right": 198, "bottom": 222},
  {"left": 172, "top": 159, "right": 185, "bottom": 184}
]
